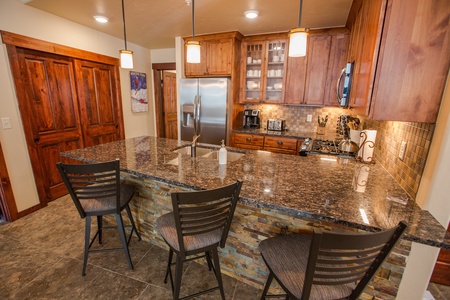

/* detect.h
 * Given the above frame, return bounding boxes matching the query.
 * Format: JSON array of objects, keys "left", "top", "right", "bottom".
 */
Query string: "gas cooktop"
[{"left": 299, "top": 138, "right": 356, "bottom": 157}]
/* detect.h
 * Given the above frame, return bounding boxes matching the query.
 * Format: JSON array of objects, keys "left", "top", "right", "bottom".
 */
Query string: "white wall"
[{"left": 0, "top": 0, "right": 154, "bottom": 212}]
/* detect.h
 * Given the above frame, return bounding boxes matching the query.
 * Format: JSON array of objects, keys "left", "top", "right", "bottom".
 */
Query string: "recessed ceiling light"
[
  {"left": 93, "top": 16, "right": 109, "bottom": 23},
  {"left": 245, "top": 10, "right": 259, "bottom": 19}
]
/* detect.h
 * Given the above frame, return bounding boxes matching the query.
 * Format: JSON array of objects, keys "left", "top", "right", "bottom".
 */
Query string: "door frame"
[
  {"left": 152, "top": 62, "right": 176, "bottom": 137},
  {"left": 0, "top": 142, "right": 18, "bottom": 222}
]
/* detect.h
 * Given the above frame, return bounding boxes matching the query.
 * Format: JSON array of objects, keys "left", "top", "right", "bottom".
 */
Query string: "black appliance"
[{"left": 243, "top": 109, "right": 260, "bottom": 129}]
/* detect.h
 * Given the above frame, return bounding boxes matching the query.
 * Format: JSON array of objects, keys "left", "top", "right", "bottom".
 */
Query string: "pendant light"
[
  {"left": 186, "top": 0, "right": 200, "bottom": 64},
  {"left": 288, "top": 0, "right": 309, "bottom": 57},
  {"left": 119, "top": 0, "right": 133, "bottom": 69}
]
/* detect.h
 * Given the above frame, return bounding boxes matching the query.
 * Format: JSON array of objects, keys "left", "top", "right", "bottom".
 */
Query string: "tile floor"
[
  {"left": 1, "top": 196, "right": 449, "bottom": 300},
  {"left": 0, "top": 196, "right": 262, "bottom": 299}
]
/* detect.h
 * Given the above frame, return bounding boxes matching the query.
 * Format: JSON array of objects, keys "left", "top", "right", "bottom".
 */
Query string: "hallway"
[{"left": 0, "top": 196, "right": 261, "bottom": 299}]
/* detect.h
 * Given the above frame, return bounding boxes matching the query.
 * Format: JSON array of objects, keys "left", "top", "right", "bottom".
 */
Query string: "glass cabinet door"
[
  {"left": 264, "top": 40, "right": 287, "bottom": 102},
  {"left": 243, "top": 43, "right": 264, "bottom": 101}
]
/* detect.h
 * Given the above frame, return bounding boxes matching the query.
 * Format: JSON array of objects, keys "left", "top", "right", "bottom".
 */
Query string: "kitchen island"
[{"left": 61, "top": 136, "right": 449, "bottom": 297}]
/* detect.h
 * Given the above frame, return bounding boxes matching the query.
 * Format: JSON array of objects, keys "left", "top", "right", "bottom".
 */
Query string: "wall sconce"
[
  {"left": 186, "top": 0, "right": 200, "bottom": 63},
  {"left": 288, "top": 0, "right": 309, "bottom": 57},
  {"left": 119, "top": 0, "right": 133, "bottom": 69}
]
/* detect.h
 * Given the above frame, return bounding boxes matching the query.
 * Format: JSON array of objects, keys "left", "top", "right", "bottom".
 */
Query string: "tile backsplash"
[{"left": 245, "top": 104, "right": 435, "bottom": 200}]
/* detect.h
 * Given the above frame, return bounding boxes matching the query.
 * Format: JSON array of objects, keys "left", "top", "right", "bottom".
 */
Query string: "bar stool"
[
  {"left": 57, "top": 159, "right": 141, "bottom": 276},
  {"left": 156, "top": 181, "right": 242, "bottom": 300},
  {"left": 259, "top": 221, "right": 407, "bottom": 300}
]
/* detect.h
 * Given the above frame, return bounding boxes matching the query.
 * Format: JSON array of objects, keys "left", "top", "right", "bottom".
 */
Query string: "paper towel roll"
[
  {"left": 358, "top": 130, "right": 377, "bottom": 163},
  {"left": 349, "top": 130, "right": 362, "bottom": 144}
]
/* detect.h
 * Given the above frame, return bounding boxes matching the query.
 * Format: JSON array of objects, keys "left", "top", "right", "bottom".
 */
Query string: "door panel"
[
  {"left": 16, "top": 49, "right": 83, "bottom": 202},
  {"left": 163, "top": 71, "right": 178, "bottom": 140},
  {"left": 74, "top": 60, "right": 124, "bottom": 146}
]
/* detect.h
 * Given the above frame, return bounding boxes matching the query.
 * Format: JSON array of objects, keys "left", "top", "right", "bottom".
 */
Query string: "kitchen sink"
[
  {"left": 202, "top": 150, "right": 244, "bottom": 162},
  {"left": 167, "top": 145, "right": 244, "bottom": 165},
  {"left": 172, "top": 145, "right": 215, "bottom": 157}
]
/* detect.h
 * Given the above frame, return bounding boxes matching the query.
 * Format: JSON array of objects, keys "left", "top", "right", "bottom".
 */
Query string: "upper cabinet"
[
  {"left": 284, "top": 28, "right": 349, "bottom": 106},
  {"left": 348, "top": 0, "right": 450, "bottom": 123},
  {"left": 239, "top": 33, "right": 288, "bottom": 104},
  {"left": 183, "top": 32, "right": 243, "bottom": 77}
]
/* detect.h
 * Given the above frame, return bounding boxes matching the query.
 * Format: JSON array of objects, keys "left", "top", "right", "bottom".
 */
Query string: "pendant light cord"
[
  {"left": 297, "top": 0, "right": 303, "bottom": 28},
  {"left": 122, "top": 0, "right": 128, "bottom": 50},
  {"left": 191, "top": 0, "right": 195, "bottom": 41}
]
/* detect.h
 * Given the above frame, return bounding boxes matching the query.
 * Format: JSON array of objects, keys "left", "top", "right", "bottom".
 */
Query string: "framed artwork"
[{"left": 130, "top": 71, "right": 148, "bottom": 112}]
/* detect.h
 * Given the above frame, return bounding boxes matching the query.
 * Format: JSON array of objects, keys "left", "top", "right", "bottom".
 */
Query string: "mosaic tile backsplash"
[{"left": 245, "top": 104, "right": 435, "bottom": 200}]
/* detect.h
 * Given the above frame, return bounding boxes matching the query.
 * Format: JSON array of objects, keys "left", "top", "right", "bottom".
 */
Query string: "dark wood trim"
[
  {"left": 1, "top": 31, "right": 119, "bottom": 66},
  {"left": 0, "top": 142, "right": 18, "bottom": 221},
  {"left": 16, "top": 203, "right": 45, "bottom": 219},
  {"left": 346, "top": 0, "right": 364, "bottom": 30},
  {"left": 152, "top": 63, "right": 176, "bottom": 138}
]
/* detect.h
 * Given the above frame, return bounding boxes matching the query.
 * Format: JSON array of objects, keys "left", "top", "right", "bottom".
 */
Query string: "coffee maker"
[{"left": 243, "top": 109, "right": 261, "bottom": 129}]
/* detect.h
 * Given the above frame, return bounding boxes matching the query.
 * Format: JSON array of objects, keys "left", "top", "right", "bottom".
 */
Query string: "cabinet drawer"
[
  {"left": 233, "top": 134, "right": 264, "bottom": 147},
  {"left": 264, "top": 136, "right": 297, "bottom": 151}
]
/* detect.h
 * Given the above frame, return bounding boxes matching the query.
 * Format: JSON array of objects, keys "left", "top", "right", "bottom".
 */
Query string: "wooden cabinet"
[
  {"left": 184, "top": 32, "right": 242, "bottom": 77},
  {"left": 231, "top": 133, "right": 264, "bottom": 150},
  {"left": 284, "top": 29, "right": 349, "bottom": 106},
  {"left": 347, "top": 0, "right": 450, "bottom": 123},
  {"left": 240, "top": 33, "right": 288, "bottom": 103},
  {"left": 264, "top": 136, "right": 298, "bottom": 155},
  {"left": 231, "top": 133, "right": 301, "bottom": 155}
]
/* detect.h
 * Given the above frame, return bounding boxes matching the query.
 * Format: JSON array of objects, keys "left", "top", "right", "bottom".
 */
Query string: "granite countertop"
[{"left": 61, "top": 136, "right": 450, "bottom": 249}]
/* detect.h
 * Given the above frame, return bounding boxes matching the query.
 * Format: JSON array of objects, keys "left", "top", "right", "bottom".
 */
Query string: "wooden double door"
[{"left": 8, "top": 47, "right": 124, "bottom": 205}]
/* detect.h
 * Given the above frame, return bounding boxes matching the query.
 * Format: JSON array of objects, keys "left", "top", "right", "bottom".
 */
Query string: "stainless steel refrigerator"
[{"left": 179, "top": 78, "right": 231, "bottom": 145}]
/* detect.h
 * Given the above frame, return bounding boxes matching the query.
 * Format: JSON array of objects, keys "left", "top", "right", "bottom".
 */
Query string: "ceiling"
[{"left": 21, "top": 0, "right": 353, "bottom": 49}]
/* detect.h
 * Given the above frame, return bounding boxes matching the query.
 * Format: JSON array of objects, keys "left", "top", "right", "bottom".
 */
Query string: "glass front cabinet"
[{"left": 240, "top": 35, "right": 288, "bottom": 103}]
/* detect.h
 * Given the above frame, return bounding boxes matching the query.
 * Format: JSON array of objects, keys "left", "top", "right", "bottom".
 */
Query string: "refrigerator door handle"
[
  {"left": 196, "top": 95, "right": 202, "bottom": 135},
  {"left": 193, "top": 95, "right": 198, "bottom": 136}
]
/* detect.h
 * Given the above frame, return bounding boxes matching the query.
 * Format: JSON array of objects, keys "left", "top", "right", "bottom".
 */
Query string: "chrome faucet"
[{"left": 191, "top": 134, "right": 201, "bottom": 158}]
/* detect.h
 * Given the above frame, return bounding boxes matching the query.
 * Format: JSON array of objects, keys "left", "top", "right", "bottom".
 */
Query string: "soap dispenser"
[{"left": 219, "top": 140, "right": 227, "bottom": 165}]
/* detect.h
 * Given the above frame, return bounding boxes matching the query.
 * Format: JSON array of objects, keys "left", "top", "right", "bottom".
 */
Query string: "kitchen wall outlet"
[
  {"left": 399, "top": 140, "right": 407, "bottom": 160},
  {"left": 1, "top": 117, "right": 12, "bottom": 129},
  {"left": 306, "top": 115, "right": 312, "bottom": 122}
]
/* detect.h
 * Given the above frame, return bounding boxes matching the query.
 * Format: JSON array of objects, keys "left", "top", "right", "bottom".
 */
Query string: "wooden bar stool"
[
  {"left": 259, "top": 221, "right": 407, "bottom": 299},
  {"left": 156, "top": 181, "right": 242, "bottom": 300},
  {"left": 57, "top": 159, "right": 141, "bottom": 276}
]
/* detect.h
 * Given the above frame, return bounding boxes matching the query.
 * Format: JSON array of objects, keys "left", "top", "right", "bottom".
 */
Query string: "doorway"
[{"left": 152, "top": 63, "right": 177, "bottom": 138}]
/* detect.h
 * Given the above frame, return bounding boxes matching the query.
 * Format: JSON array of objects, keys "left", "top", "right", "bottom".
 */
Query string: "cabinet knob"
[
  {"left": 277, "top": 141, "right": 283, "bottom": 145},
  {"left": 246, "top": 138, "right": 251, "bottom": 142}
]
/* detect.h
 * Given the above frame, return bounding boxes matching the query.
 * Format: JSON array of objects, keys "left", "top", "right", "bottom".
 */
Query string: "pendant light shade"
[
  {"left": 186, "top": 0, "right": 200, "bottom": 64},
  {"left": 186, "top": 41, "right": 201, "bottom": 63},
  {"left": 120, "top": 0, "right": 133, "bottom": 69},
  {"left": 289, "top": 0, "right": 309, "bottom": 57},
  {"left": 289, "top": 28, "right": 309, "bottom": 57}
]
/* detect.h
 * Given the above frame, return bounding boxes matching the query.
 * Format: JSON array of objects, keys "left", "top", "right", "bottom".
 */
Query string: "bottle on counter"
[{"left": 219, "top": 140, "right": 227, "bottom": 165}]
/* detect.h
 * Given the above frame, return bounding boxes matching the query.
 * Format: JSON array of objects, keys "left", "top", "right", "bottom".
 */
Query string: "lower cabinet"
[{"left": 231, "top": 133, "right": 301, "bottom": 155}]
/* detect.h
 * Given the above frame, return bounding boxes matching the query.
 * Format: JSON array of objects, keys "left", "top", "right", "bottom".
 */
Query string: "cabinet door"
[
  {"left": 264, "top": 39, "right": 287, "bottom": 103},
  {"left": 207, "top": 39, "right": 233, "bottom": 75},
  {"left": 303, "top": 34, "right": 331, "bottom": 105},
  {"left": 324, "top": 33, "right": 349, "bottom": 106},
  {"left": 241, "top": 41, "right": 265, "bottom": 103},
  {"left": 184, "top": 41, "right": 208, "bottom": 76},
  {"left": 284, "top": 51, "right": 307, "bottom": 105}
]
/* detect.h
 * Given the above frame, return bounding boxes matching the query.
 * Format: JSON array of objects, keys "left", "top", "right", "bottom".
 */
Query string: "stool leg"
[
  {"left": 260, "top": 271, "right": 274, "bottom": 300},
  {"left": 206, "top": 250, "right": 213, "bottom": 271},
  {"left": 164, "top": 249, "right": 174, "bottom": 285},
  {"left": 125, "top": 204, "right": 141, "bottom": 241},
  {"left": 82, "top": 216, "right": 91, "bottom": 276},
  {"left": 211, "top": 248, "right": 225, "bottom": 300},
  {"left": 173, "top": 254, "right": 183, "bottom": 300},
  {"left": 115, "top": 213, "right": 133, "bottom": 270},
  {"left": 97, "top": 216, "right": 103, "bottom": 244}
]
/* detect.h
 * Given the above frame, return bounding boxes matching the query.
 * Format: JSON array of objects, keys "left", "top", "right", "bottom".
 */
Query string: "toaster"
[{"left": 267, "top": 119, "right": 286, "bottom": 131}]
